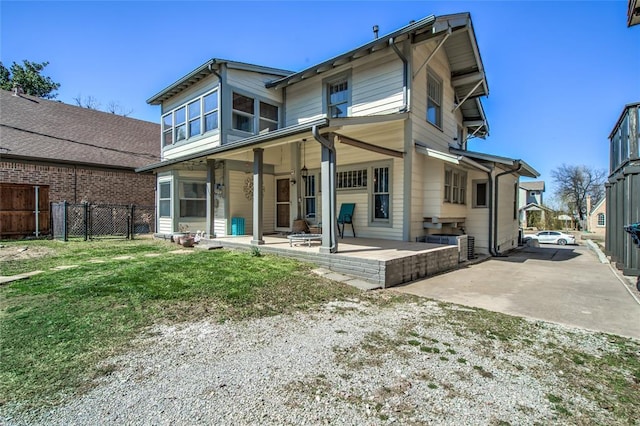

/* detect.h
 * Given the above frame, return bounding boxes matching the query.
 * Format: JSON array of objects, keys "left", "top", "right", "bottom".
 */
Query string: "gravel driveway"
[{"left": 5, "top": 296, "right": 636, "bottom": 425}]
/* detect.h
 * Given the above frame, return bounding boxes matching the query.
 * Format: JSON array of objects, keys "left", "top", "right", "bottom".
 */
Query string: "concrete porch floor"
[{"left": 198, "top": 235, "right": 462, "bottom": 288}]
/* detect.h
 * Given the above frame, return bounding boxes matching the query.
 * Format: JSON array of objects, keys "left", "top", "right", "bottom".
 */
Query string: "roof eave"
[
  {"left": 147, "top": 59, "right": 293, "bottom": 105},
  {"left": 266, "top": 15, "right": 437, "bottom": 89},
  {"left": 136, "top": 118, "right": 329, "bottom": 173}
]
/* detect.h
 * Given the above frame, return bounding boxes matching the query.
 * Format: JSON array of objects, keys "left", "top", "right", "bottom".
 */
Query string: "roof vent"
[{"left": 373, "top": 25, "right": 379, "bottom": 39}]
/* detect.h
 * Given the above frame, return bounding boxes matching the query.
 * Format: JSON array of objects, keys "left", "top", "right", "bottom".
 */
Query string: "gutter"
[
  {"left": 389, "top": 38, "right": 408, "bottom": 112},
  {"left": 492, "top": 161, "right": 523, "bottom": 256}
]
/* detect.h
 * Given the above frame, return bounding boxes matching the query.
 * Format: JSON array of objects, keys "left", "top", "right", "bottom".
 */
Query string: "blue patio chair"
[{"left": 337, "top": 203, "right": 356, "bottom": 238}]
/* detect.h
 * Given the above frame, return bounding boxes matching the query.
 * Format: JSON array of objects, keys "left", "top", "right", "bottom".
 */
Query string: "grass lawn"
[
  {"left": 0, "top": 238, "right": 359, "bottom": 408},
  {"left": 1, "top": 239, "right": 639, "bottom": 423}
]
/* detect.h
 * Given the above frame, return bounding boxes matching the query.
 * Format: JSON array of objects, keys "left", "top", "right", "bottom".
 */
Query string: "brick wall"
[{"left": 0, "top": 160, "right": 156, "bottom": 206}]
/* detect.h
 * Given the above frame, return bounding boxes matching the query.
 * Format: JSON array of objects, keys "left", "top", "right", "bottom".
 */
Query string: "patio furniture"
[
  {"left": 337, "top": 203, "right": 356, "bottom": 238},
  {"left": 287, "top": 233, "right": 322, "bottom": 247}
]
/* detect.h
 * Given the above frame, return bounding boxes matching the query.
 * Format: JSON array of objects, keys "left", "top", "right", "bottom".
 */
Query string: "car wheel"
[{"left": 557, "top": 239, "right": 567, "bottom": 245}]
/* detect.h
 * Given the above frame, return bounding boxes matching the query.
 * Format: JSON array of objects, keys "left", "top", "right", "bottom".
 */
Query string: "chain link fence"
[{"left": 51, "top": 202, "right": 155, "bottom": 241}]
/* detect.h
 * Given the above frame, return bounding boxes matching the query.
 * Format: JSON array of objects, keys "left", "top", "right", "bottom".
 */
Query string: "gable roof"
[
  {"left": 0, "top": 90, "right": 160, "bottom": 170},
  {"left": 147, "top": 59, "right": 293, "bottom": 105},
  {"left": 265, "top": 13, "right": 488, "bottom": 137},
  {"left": 591, "top": 197, "right": 606, "bottom": 214},
  {"left": 520, "top": 181, "right": 545, "bottom": 192}
]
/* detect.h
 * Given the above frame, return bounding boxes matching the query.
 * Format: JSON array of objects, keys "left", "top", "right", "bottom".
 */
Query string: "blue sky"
[{"left": 2, "top": 1, "right": 639, "bottom": 197}]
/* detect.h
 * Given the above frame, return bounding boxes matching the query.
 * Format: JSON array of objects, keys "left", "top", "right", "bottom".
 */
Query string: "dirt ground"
[{"left": 0, "top": 245, "right": 53, "bottom": 264}]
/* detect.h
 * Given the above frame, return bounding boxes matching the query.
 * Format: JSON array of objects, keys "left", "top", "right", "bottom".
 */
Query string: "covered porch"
[{"left": 198, "top": 235, "right": 462, "bottom": 288}]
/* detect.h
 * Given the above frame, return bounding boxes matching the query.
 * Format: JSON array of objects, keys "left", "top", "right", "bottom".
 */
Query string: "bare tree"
[
  {"left": 106, "top": 100, "right": 133, "bottom": 117},
  {"left": 551, "top": 164, "right": 606, "bottom": 221},
  {"left": 73, "top": 94, "right": 101, "bottom": 110},
  {"left": 73, "top": 95, "right": 133, "bottom": 117}
]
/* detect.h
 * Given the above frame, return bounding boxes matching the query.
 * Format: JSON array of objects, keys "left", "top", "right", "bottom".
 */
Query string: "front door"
[{"left": 276, "top": 178, "right": 290, "bottom": 229}]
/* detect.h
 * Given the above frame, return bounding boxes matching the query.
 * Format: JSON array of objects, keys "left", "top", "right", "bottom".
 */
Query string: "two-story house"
[
  {"left": 138, "top": 12, "right": 538, "bottom": 256},
  {"left": 518, "top": 180, "right": 547, "bottom": 228}
]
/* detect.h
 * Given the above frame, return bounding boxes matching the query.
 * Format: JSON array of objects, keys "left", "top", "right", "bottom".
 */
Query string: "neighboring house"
[
  {"left": 138, "top": 12, "right": 538, "bottom": 255},
  {"left": 518, "top": 180, "right": 547, "bottom": 228},
  {"left": 0, "top": 89, "right": 160, "bottom": 237},
  {"left": 606, "top": 102, "right": 639, "bottom": 277},
  {"left": 585, "top": 196, "right": 606, "bottom": 239}
]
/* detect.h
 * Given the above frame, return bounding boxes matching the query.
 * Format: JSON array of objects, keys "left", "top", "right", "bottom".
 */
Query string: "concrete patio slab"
[{"left": 394, "top": 245, "right": 640, "bottom": 340}]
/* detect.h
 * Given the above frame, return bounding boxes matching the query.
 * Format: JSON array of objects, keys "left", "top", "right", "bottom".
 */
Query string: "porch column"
[
  {"left": 206, "top": 159, "right": 215, "bottom": 238},
  {"left": 320, "top": 139, "right": 337, "bottom": 253},
  {"left": 252, "top": 148, "right": 264, "bottom": 245}
]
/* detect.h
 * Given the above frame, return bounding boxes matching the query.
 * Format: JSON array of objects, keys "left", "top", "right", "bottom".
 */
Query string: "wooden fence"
[{"left": 0, "top": 183, "right": 50, "bottom": 238}]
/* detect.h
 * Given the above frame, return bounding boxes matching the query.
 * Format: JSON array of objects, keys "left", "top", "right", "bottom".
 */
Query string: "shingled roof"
[
  {"left": 0, "top": 90, "right": 160, "bottom": 170},
  {"left": 520, "top": 181, "right": 545, "bottom": 192}
]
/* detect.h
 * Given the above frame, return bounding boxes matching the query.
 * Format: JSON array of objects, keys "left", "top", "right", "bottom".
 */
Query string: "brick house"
[{"left": 0, "top": 89, "right": 160, "bottom": 237}]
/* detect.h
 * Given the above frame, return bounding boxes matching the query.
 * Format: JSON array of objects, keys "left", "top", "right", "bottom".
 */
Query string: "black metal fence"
[{"left": 51, "top": 202, "right": 155, "bottom": 241}]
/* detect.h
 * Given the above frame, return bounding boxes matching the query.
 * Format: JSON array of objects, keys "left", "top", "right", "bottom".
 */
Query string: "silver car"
[{"left": 526, "top": 231, "right": 576, "bottom": 245}]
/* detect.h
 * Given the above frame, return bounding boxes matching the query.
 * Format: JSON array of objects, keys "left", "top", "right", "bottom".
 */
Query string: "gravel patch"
[{"left": 2, "top": 298, "right": 631, "bottom": 425}]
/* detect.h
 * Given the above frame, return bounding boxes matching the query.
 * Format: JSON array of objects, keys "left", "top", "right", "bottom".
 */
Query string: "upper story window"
[
  {"left": 427, "top": 70, "right": 442, "bottom": 128},
  {"left": 328, "top": 79, "right": 349, "bottom": 118},
  {"left": 232, "top": 92, "right": 279, "bottom": 134},
  {"left": 162, "top": 89, "right": 218, "bottom": 147},
  {"left": 233, "top": 93, "right": 255, "bottom": 133},
  {"left": 597, "top": 213, "right": 605, "bottom": 227}
]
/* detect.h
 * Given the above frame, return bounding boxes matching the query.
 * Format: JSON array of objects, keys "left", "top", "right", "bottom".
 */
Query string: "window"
[
  {"left": 188, "top": 100, "right": 201, "bottom": 138},
  {"left": 337, "top": 168, "right": 367, "bottom": 190},
  {"left": 232, "top": 93, "right": 279, "bottom": 134},
  {"left": 162, "top": 89, "right": 218, "bottom": 147},
  {"left": 373, "top": 166, "right": 390, "bottom": 220},
  {"left": 304, "top": 174, "right": 316, "bottom": 222},
  {"left": 232, "top": 93, "right": 254, "bottom": 133},
  {"left": 174, "top": 106, "right": 186, "bottom": 142},
  {"left": 259, "top": 102, "right": 278, "bottom": 132},
  {"left": 203, "top": 92, "right": 219, "bottom": 132},
  {"left": 179, "top": 181, "right": 206, "bottom": 218},
  {"left": 159, "top": 182, "right": 171, "bottom": 217},
  {"left": 473, "top": 180, "right": 489, "bottom": 208},
  {"left": 444, "top": 169, "right": 452, "bottom": 202},
  {"left": 162, "top": 114, "right": 173, "bottom": 147},
  {"left": 427, "top": 70, "right": 442, "bottom": 128},
  {"left": 327, "top": 78, "right": 349, "bottom": 118},
  {"left": 597, "top": 213, "right": 605, "bottom": 227},
  {"left": 444, "top": 168, "right": 466, "bottom": 204}
]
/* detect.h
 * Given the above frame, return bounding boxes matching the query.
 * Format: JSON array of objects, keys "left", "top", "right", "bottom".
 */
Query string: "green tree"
[{"left": 0, "top": 60, "right": 60, "bottom": 99}]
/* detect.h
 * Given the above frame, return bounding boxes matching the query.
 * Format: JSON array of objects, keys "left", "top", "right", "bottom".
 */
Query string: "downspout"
[
  {"left": 486, "top": 167, "right": 495, "bottom": 256},
  {"left": 389, "top": 38, "right": 408, "bottom": 112},
  {"left": 312, "top": 125, "right": 336, "bottom": 252},
  {"left": 492, "top": 161, "right": 523, "bottom": 256}
]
